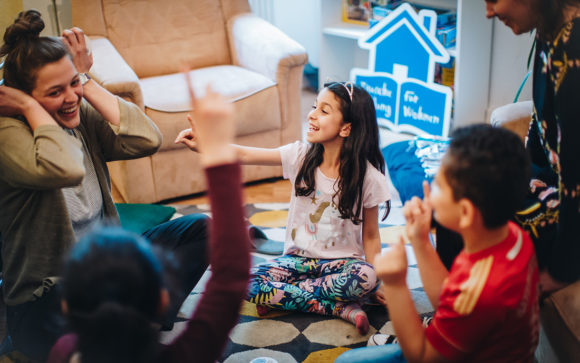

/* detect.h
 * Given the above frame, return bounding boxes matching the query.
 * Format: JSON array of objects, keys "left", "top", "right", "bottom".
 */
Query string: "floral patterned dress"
[{"left": 515, "top": 18, "right": 580, "bottom": 283}]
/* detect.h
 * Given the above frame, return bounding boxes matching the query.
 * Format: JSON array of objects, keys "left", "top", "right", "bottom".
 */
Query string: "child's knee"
[{"left": 356, "top": 263, "right": 380, "bottom": 293}]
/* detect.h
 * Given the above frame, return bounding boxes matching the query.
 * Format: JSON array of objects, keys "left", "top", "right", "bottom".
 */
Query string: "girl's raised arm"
[{"left": 235, "top": 145, "right": 282, "bottom": 166}]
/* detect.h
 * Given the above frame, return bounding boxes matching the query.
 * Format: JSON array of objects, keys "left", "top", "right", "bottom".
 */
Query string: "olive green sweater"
[{"left": 0, "top": 98, "right": 161, "bottom": 305}]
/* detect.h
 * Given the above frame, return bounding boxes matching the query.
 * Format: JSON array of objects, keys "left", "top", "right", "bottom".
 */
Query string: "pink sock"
[
  {"left": 256, "top": 305, "right": 272, "bottom": 317},
  {"left": 336, "top": 303, "right": 369, "bottom": 335},
  {"left": 355, "top": 314, "right": 370, "bottom": 335}
]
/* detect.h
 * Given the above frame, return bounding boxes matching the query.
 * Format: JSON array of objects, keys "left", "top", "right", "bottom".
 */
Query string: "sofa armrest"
[
  {"left": 489, "top": 100, "right": 533, "bottom": 141},
  {"left": 88, "top": 37, "right": 144, "bottom": 109},
  {"left": 228, "top": 13, "right": 308, "bottom": 83},
  {"left": 228, "top": 14, "right": 307, "bottom": 139}
]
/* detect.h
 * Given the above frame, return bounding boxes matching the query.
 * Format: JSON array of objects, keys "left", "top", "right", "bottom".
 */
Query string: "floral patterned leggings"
[{"left": 246, "top": 254, "right": 379, "bottom": 316}]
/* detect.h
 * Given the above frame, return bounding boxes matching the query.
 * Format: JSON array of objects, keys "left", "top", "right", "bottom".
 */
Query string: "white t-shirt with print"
[{"left": 279, "top": 141, "right": 390, "bottom": 259}]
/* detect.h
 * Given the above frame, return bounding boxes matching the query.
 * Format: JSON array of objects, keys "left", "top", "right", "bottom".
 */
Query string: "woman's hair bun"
[{"left": 2, "top": 9, "right": 45, "bottom": 52}]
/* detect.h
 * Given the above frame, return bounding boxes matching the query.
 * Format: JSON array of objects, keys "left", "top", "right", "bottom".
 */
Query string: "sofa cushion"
[
  {"left": 140, "top": 65, "right": 276, "bottom": 112},
  {"left": 101, "top": 0, "right": 231, "bottom": 77},
  {"left": 140, "top": 65, "right": 280, "bottom": 150}
]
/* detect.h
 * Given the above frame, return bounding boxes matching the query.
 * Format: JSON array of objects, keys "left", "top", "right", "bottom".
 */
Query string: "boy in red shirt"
[{"left": 336, "top": 124, "right": 539, "bottom": 362}]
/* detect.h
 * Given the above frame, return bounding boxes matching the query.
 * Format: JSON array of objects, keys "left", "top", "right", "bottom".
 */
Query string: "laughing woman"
[{"left": 0, "top": 10, "right": 208, "bottom": 360}]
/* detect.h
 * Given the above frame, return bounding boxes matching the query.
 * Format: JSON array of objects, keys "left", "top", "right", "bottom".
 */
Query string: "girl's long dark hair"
[
  {"left": 295, "top": 82, "right": 390, "bottom": 224},
  {"left": 0, "top": 9, "right": 70, "bottom": 93},
  {"left": 62, "top": 227, "right": 164, "bottom": 363}
]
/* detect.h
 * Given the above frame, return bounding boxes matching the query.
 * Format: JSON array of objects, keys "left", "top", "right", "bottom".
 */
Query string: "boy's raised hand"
[
  {"left": 175, "top": 72, "right": 236, "bottom": 166},
  {"left": 403, "top": 181, "right": 433, "bottom": 247},
  {"left": 373, "top": 235, "right": 408, "bottom": 287}
]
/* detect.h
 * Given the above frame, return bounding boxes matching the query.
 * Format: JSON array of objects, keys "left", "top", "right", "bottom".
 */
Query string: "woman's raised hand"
[
  {"left": 0, "top": 85, "right": 59, "bottom": 130},
  {"left": 61, "top": 27, "right": 92, "bottom": 74},
  {"left": 0, "top": 85, "right": 35, "bottom": 117}
]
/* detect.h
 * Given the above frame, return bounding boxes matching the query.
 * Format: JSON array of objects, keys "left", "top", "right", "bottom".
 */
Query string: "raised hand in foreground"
[
  {"left": 373, "top": 235, "right": 408, "bottom": 288},
  {"left": 402, "top": 181, "right": 433, "bottom": 247},
  {"left": 174, "top": 73, "right": 236, "bottom": 167}
]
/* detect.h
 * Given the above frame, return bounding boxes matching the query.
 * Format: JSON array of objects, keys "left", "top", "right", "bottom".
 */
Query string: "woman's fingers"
[
  {"left": 61, "top": 28, "right": 81, "bottom": 49},
  {"left": 61, "top": 28, "right": 92, "bottom": 72}
]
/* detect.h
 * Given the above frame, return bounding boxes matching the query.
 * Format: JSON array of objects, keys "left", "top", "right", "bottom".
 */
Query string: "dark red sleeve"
[
  {"left": 46, "top": 334, "right": 78, "bottom": 363},
  {"left": 160, "top": 162, "right": 251, "bottom": 362}
]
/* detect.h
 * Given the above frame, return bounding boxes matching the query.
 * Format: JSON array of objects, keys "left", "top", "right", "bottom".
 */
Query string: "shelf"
[
  {"left": 318, "top": 0, "right": 493, "bottom": 127},
  {"left": 447, "top": 47, "right": 456, "bottom": 57},
  {"left": 323, "top": 23, "right": 457, "bottom": 58},
  {"left": 407, "top": 0, "right": 456, "bottom": 10},
  {"left": 322, "top": 23, "right": 368, "bottom": 39}
]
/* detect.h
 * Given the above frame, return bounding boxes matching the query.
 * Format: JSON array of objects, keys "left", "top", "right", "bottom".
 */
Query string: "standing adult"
[
  {"left": 485, "top": 0, "right": 580, "bottom": 293},
  {"left": 0, "top": 10, "right": 208, "bottom": 360}
]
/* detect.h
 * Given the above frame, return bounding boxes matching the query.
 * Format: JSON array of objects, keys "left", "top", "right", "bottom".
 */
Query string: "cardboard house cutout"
[{"left": 350, "top": 3, "right": 452, "bottom": 138}]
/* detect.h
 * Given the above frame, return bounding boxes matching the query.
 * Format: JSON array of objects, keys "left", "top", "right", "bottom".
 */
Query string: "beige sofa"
[
  {"left": 490, "top": 101, "right": 580, "bottom": 363},
  {"left": 71, "top": 0, "right": 307, "bottom": 203}
]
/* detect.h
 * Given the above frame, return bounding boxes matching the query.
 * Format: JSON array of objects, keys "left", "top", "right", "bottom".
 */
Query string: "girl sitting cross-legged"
[{"left": 176, "top": 82, "right": 391, "bottom": 334}]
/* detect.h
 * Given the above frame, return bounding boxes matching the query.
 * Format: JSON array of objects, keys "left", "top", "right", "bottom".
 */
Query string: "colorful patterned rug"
[{"left": 160, "top": 202, "right": 434, "bottom": 363}]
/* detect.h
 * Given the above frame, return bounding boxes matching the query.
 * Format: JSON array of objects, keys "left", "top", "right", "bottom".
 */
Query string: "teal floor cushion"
[{"left": 115, "top": 203, "right": 176, "bottom": 234}]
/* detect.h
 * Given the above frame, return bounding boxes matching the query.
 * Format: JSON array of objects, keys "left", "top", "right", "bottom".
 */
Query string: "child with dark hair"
[
  {"left": 48, "top": 84, "right": 250, "bottom": 363},
  {"left": 177, "top": 82, "right": 391, "bottom": 334},
  {"left": 336, "top": 124, "right": 540, "bottom": 362}
]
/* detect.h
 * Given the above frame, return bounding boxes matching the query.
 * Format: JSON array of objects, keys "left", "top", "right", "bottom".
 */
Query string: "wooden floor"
[{"left": 169, "top": 177, "right": 293, "bottom": 206}]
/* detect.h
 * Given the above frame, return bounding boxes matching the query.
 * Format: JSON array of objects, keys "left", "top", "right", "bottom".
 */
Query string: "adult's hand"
[
  {"left": 0, "top": 85, "right": 35, "bottom": 117},
  {"left": 61, "top": 27, "right": 93, "bottom": 74},
  {"left": 0, "top": 85, "right": 58, "bottom": 130}
]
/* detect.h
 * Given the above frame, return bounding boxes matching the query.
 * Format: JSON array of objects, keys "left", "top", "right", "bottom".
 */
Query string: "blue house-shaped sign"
[{"left": 350, "top": 3, "right": 452, "bottom": 138}]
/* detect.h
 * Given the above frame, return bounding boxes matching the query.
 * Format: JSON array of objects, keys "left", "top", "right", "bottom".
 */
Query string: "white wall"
[
  {"left": 486, "top": 18, "right": 534, "bottom": 119},
  {"left": 250, "top": 0, "right": 320, "bottom": 68},
  {"left": 270, "top": 0, "right": 320, "bottom": 67},
  {"left": 22, "top": 0, "right": 72, "bottom": 36}
]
